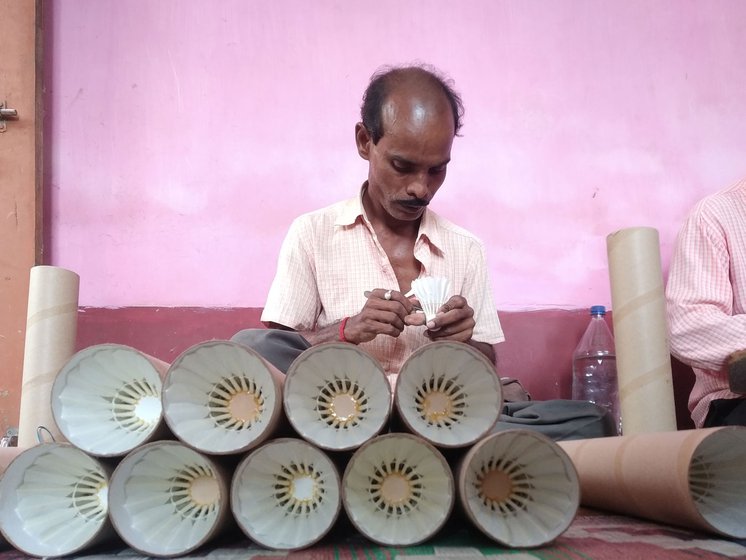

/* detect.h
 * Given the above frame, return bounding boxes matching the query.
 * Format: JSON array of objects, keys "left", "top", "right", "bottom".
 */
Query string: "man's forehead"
[{"left": 380, "top": 91, "right": 454, "bottom": 134}]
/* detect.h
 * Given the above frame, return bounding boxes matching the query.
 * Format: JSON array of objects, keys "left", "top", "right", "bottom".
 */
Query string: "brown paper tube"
[
  {"left": 394, "top": 341, "right": 503, "bottom": 448},
  {"left": 284, "top": 342, "right": 391, "bottom": 451},
  {"left": 342, "top": 433, "right": 454, "bottom": 546},
  {"left": 50, "top": 344, "right": 172, "bottom": 457},
  {"left": 0, "top": 443, "right": 116, "bottom": 556},
  {"left": 558, "top": 427, "right": 746, "bottom": 538},
  {"left": 163, "top": 340, "right": 286, "bottom": 455},
  {"left": 606, "top": 227, "right": 677, "bottom": 434},
  {"left": 231, "top": 437, "right": 342, "bottom": 550},
  {"left": 108, "top": 440, "right": 234, "bottom": 557},
  {"left": 455, "top": 429, "right": 580, "bottom": 548},
  {"left": 18, "top": 266, "right": 80, "bottom": 447}
]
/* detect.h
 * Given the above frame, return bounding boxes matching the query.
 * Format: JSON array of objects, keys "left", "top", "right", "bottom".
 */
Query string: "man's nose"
[{"left": 406, "top": 173, "right": 430, "bottom": 199}]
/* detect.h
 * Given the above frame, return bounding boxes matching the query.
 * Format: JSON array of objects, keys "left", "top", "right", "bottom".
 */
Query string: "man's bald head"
[{"left": 360, "top": 65, "right": 464, "bottom": 144}]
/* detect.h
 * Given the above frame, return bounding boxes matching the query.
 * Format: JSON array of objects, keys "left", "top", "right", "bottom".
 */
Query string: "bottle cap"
[{"left": 590, "top": 305, "right": 606, "bottom": 315}]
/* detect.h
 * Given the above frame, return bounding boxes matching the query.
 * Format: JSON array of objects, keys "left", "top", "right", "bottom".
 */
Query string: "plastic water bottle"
[{"left": 571, "top": 305, "right": 622, "bottom": 435}]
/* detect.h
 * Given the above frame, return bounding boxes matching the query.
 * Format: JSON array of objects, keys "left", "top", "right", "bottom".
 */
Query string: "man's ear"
[{"left": 355, "top": 122, "right": 372, "bottom": 161}]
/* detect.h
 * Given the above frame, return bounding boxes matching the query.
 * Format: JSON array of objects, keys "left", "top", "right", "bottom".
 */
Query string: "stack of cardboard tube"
[
  {"left": 1, "top": 305, "right": 582, "bottom": 556},
  {"left": 2, "top": 255, "right": 746, "bottom": 558}
]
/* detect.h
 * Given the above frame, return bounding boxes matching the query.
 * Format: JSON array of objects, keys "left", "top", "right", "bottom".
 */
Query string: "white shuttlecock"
[
  {"left": 231, "top": 438, "right": 342, "bottom": 550},
  {"left": 51, "top": 344, "right": 169, "bottom": 457},
  {"left": 410, "top": 276, "right": 451, "bottom": 322},
  {"left": 457, "top": 430, "right": 580, "bottom": 547},
  {"left": 689, "top": 428, "right": 746, "bottom": 537},
  {"left": 395, "top": 341, "right": 502, "bottom": 448},
  {"left": 162, "top": 340, "right": 285, "bottom": 455},
  {"left": 342, "top": 433, "right": 454, "bottom": 547},
  {"left": 108, "top": 440, "right": 231, "bottom": 557},
  {"left": 284, "top": 343, "right": 391, "bottom": 451},
  {"left": 0, "top": 443, "right": 114, "bottom": 557}
]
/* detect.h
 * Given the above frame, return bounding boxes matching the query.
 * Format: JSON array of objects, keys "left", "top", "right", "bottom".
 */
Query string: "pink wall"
[{"left": 45, "top": 0, "right": 746, "bottom": 310}]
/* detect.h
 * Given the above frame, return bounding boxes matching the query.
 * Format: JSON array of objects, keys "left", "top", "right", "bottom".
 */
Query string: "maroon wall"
[{"left": 75, "top": 307, "right": 695, "bottom": 429}]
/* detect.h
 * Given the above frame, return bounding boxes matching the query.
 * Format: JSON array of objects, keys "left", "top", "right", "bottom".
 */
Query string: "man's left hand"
[{"left": 420, "top": 295, "right": 476, "bottom": 343}]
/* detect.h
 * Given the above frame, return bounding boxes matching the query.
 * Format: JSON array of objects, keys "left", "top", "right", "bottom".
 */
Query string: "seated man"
[
  {"left": 233, "top": 63, "right": 504, "bottom": 380},
  {"left": 233, "top": 63, "right": 611, "bottom": 440},
  {"left": 666, "top": 177, "right": 746, "bottom": 427}
]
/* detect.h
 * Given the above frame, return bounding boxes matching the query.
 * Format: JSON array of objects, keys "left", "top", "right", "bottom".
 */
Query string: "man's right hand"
[{"left": 344, "top": 289, "right": 420, "bottom": 344}]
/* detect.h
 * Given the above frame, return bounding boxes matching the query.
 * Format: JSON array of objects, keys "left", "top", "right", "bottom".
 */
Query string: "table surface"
[{"left": 1, "top": 508, "right": 745, "bottom": 560}]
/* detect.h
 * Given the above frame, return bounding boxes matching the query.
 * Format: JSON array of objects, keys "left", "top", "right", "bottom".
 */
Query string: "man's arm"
[
  {"left": 468, "top": 340, "right": 496, "bottom": 365},
  {"left": 268, "top": 288, "right": 419, "bottom": 346},
  {"left": 666, "top": 209, "right": 746, "bottom": 371}
]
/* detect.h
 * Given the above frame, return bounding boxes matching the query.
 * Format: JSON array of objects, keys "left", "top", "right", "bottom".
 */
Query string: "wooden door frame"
[{"left": 0, "top": 0, "right": 42, "bottom": 437}]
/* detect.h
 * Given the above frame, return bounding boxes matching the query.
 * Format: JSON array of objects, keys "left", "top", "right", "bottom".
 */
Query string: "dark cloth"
[
  {"left": 703, "top": 398, "right": 746, "bottom": 427},
  {"left": 493, "top": 400, "right": 616, "bottom": 441},
  {"left": 231, "top": 328, "right": 311, "bottom": 373},
  {"left": 500, "top": 377, "right": 532, "bottom": 402}
]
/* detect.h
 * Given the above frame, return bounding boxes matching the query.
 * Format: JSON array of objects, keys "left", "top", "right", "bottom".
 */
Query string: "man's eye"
[
  {"left": 429, "top": 165, "right": 447, "bottom": 175},
  {"left": 392, "top": 161, "right": 412, "bottom": 173}
]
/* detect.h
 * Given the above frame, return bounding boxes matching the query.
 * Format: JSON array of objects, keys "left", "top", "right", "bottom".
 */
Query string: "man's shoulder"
[
  {"left": 682, "top": 178, "right": 746, "bottom": 237},
  {"left": 291, "top": 196, "right": 359, "bottom": 228},
  {"left": 695, "top": 177, "right": 746, "bottom": 214}
]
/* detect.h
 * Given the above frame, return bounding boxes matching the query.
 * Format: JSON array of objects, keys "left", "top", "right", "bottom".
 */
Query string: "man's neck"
[{"left": 361, "top": 185, "right": 421, "bottom": 240}]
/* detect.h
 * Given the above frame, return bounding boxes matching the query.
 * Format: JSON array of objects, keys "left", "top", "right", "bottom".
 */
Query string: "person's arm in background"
[{"left": 666, "top": 207, "right": 746, "bottom": 372}]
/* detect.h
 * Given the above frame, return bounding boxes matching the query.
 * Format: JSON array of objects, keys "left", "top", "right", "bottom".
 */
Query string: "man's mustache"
[{"left": 402, "top": 198, "right": 429, "bottom": 207}]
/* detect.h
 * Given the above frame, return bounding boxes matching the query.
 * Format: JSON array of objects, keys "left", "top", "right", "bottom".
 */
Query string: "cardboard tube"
[
  {"left": 108, "top": 441, "right": 234, "bottom": 557},
  {"left": 0, "top": 445, "right": 24, "bottom": 546},
  {"left": 455, "top": 430, "right": 579, "bottom": 548},
  {"left": 51, "top": 344, "right": 172, "bottom": 457},
  {"left": 0, "top": 447, "right": 23, "bottom": 547},
  {"left": 18, "top": 266, "right": 80, "bottom": 447},
  {"left": 558, "top": 427, "right": 746, "bottom": 538},
  {"left": 606, "top": 227, "right": 676, "bottom": 434},
  {"left": 394, "top": 341, "right": 503, "bottom": 449},
  {"left": 163, "top": 340, "right": 287, "bottom": 455},
  {"left": 0, "top": 443, "right": 117, "bottom": 556},
  {"left": 284, "top": 342, "right": 391, "bottom": 452}
]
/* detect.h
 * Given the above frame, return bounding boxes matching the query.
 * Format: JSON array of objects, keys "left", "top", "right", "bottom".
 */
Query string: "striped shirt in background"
[
  {"left": 262, "top": 186, "right": 505, "bottom": 386},
  {"left": 666, "top": 177, "right": 746, "bottom": 427}
]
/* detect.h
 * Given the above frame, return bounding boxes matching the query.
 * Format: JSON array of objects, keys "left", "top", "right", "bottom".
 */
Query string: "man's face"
[{"left": 357, "top": 91, "right": 455, "bottom": 223}]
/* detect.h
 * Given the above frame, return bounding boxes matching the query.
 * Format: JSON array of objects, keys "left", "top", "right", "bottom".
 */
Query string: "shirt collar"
[
  {"left": 334, "top": 183, "right": 445, "bottom": 253},
  {"left": 334, "top": 184, "right": 367, "bottom": 227}
]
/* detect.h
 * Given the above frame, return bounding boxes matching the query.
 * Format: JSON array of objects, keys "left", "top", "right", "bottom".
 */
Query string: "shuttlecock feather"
[{"left": 411, "top": 277, "right": 451, "bottom": 323}]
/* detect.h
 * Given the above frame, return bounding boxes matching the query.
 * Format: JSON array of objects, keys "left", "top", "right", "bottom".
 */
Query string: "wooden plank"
[{"left": 0, "top": 0, "right": 41, "bottom": 437}]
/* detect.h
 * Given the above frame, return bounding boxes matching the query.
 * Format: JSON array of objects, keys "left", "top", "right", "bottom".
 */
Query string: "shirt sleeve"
[
  {"left": 261, "top": 217, "right": 321, "bottom": 330},
  {"left": 464, "top": 240, "right": 505, "bottom": 345},
  {"left": 666, "top": 206, "right": 746, "bottom": 371}
]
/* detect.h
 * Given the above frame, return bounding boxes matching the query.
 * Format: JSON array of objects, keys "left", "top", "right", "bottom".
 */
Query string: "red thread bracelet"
[{"left": 339, "top": 316, "right": 350, "bottom": 343}]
